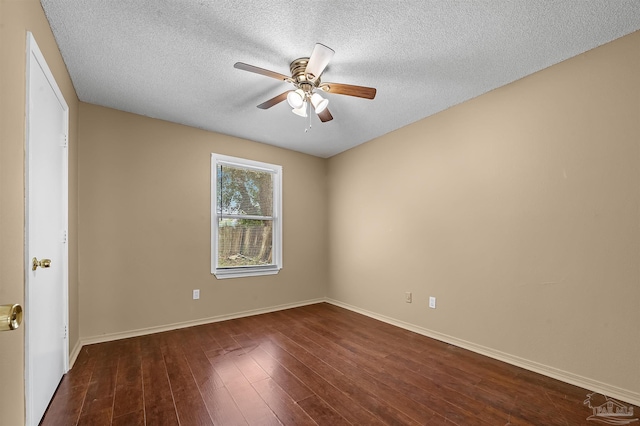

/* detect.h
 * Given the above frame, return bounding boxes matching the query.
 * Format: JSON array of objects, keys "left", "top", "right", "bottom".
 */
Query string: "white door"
[{"left": 25, "top": 32, "right": 69, "bottom": 426}]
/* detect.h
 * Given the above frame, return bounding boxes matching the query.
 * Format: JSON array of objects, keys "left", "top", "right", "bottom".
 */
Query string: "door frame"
[{"left": 24, "top": 31, "right": 69, "bottom": 426}]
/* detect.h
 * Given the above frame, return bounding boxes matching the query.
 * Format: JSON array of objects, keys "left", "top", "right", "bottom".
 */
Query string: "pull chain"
[{"left": 304, "top": 99, "right": 312, "bottom": 133}]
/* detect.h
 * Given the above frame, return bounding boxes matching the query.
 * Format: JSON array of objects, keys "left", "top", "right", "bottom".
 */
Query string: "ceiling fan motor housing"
[{"left": 290, "top": 57, "right": 320, "bottom": 94}]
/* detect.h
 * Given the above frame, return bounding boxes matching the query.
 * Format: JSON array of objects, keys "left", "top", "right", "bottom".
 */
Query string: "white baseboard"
[
  {"left": 68, "top": 339, "right": 82, "bottom": 370},
  {"left": 325, "top": 298, "right": 640, "bottom": 407},
  {"left": 79, "top": 297, "right": 325, "bottom": 347}
]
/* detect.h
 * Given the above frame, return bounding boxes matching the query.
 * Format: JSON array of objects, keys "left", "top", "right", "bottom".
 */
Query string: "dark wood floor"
[{"left": 41, "top": 303, "right": 637, "bottom": 425}]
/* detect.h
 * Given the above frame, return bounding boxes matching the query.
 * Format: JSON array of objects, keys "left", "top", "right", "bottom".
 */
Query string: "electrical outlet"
[
  {"left": 429, "top": 296, "right": 436, "bottom": 309},
  {"left": 405, "top": 292, "right": 412, "bottom": 303},
  {"left": 193, "top": 289, "right": 200, "bottom": 300}
]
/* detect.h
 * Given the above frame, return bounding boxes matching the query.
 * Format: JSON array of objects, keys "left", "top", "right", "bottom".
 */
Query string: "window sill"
[{"left": 213, "top": 266, "right": 281, "bottom": 279}]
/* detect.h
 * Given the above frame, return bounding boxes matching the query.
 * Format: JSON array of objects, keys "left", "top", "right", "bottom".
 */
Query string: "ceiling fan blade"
[
  {"left": 320, "top": 83, "right": 376, "bottom": 99},
  {"left": 317, "top": 107, "right": 333, "bottom": 123},
  {"left": 234, "top": 62, "right": 291, "bottom": 81},
  {"left": 257, "top": 91, "right": 289, "bottom": 109},
  {"left": 305, "top": 43, "right": 335, "bottom": 81}
]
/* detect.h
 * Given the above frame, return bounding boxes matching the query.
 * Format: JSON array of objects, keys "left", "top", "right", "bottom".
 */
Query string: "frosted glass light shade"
[
  {"left": 287, "top": 89, "right": 305, "bottom": 109},
  {"left": 310, "top": 92, "right": 329, "bottom": 113},
  {"left": 292, "top": 101, "right": 308, "bottom": 117}
]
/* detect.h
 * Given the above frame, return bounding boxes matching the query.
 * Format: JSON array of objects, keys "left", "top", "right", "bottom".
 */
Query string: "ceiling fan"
[{"left": 234, "top": 43, "right": 376, "bottom": 123}]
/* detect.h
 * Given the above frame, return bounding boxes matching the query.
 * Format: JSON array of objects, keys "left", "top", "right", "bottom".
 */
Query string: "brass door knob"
[
  {"left": 0, "top": 304, "right": 23, "bottom": 331},
  {"left": 32, "top": 257, "right": 52, "bottom": 271}
]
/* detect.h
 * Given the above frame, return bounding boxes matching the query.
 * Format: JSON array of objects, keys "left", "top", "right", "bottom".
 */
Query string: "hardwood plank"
[
  {"left": 77, "top": 408, "right": 112, "bottom": 426},
  {"left": 113, "top": 339, "right": 143, "bottom": 418},
  {"left": 113, "top": 363, "right": 143, "bottom": 417},
  {"left": 184, "top": 345, "right": 226, "bottom": 390},
  {"left": 296, "top": 395, "right": 350, "bottom": 426},
  {"left": 161, "top": 335, "right": 213, "bottom": 425},
  {"left": 294, "top": 329, "right": 484, "bottom": 425},
  {"left": 266, "top": 331, "right": 423, "bottom": 425},
  {"left": 77, "top": 363, "right": 117, "bottom": 424},
  {"left": 208, "top": 322, "right": 245, "bottom": 353},
  {"left": 143, "top": 406, "right": 180, "bottom": 426},
  {"left": 252, "top": 378, "right": 316, "bottom": 425},
  {"left": 383, "top": 351, "right": 512, "bottom": 424},
  {"left": 206, "top": 350, "right": 250, "bottom": 390},
  {"left": 286, "top": 326, "right": 486, "bottom": 424},
  {"left": 257, "top": 336, "right": 384, "bottom": 425},
  {"left": 179, "top": 328, "right": 226, "bottom": 391},
  {"left": 200, "top": 385, "right": 248, "bottom": 426},
  {"left": 206, "top": 349, "right": 282, "bottom": 425},
  {"left": 140, "top": 335, "right": 179, "bottom": 426},
  {"left": 212, "top": 312, "right": 316, "bottom": 406},
  {"left": 229, "top": 381, "right": 282, "bottom": 425},
  {"left": 112, "top": 409, "right": 145, "bottom": 426},
  {"left": 245, "top": 345, "right": 314, "bottom": 402},
  {"left": 233, "top": 351, "right": 270, "bottom": 384},
  {"left": 191, "top": 323, "right": 224, "bottom": 353},
  {"left": 508, "top": 395, "right": 571, "bottom": 426}
]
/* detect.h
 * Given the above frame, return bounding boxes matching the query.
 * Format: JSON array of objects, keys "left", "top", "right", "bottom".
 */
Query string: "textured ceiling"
[{"left": 41, "top": 1, "right": 640, "bottom": 158}]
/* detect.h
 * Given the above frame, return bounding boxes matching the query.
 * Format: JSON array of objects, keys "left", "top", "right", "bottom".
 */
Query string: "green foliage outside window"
[{"left": 217, "top": 165, "right": 274, "bottom": 267}]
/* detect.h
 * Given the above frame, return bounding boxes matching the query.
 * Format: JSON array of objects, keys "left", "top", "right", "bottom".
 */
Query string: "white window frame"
[{"left": 211, "top": 153, "right": 283, "bottom": 279}]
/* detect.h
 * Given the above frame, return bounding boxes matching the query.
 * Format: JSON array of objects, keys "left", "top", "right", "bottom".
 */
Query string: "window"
[{"left": 211, "top": 154, "right": 282, "bottom": 279}]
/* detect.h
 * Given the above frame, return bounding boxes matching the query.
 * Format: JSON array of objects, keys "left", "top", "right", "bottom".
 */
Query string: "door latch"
[
  {"left": 0, "top": 304, "right": 23, "bottom": 331},
  {"left": 32, "top": 257, "right": 52, "bottom": 271}
]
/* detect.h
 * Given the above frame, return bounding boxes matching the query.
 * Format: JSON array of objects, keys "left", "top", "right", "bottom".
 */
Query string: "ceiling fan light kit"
[{"left": 234, "top": 43, "right": 377, "bottom": 124}]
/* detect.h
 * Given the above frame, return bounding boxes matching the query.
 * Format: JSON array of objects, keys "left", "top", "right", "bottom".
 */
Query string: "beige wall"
[
  {"left": 0, "top": 0, "right": 80, "bottom": 424},
  {"left": 78, "top": 104, "right": 328, "bottom": 338},
  {"left": 328, "top": 31, "right": 640, "bottom": 398}
]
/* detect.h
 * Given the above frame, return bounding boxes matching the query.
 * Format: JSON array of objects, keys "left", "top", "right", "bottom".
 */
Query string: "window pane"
[
  {"left": 218, "top": 218, "right": 273, "bottom": 267},
  {"left": 217, "top": 165, "right": 273, "bottom": 216}
]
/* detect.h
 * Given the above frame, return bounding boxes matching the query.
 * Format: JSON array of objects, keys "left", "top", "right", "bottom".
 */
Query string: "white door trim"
[{"left": 24, "top": 31, "right": 69, "bottom": 426}]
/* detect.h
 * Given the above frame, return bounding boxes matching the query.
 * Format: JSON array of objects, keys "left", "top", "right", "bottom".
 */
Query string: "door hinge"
[
  {"left": 64, "top": 325, "right": 67, "bottom": 339},
  {"left": 60, "top": 133, "right": 68, "bottom": 148},
  {"left": 61, "top": 229, "right": 67, "bottom": 244}
]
